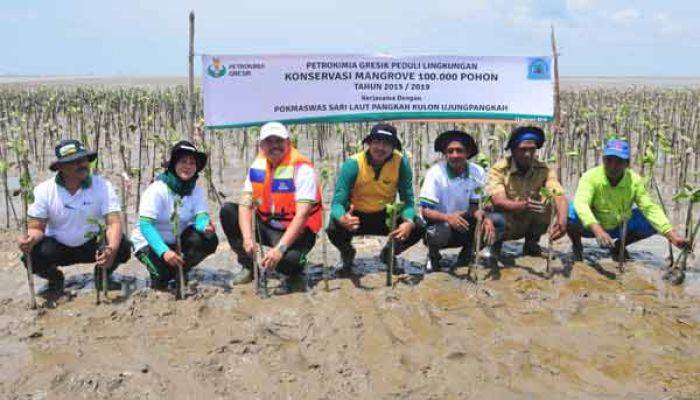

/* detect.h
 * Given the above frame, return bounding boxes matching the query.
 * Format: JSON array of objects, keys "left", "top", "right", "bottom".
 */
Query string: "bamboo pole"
[
  {"left": 188, "top": 11, "right": 195, "bottom": 141},
  {"left": 551, "top": 26, "right": 563, "bottom": 182}
]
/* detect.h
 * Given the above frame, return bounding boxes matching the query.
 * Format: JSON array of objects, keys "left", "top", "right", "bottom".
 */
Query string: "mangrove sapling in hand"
[
  {"left": 319, "top": 162, "right": 332, "bottom": 292},
  {"left": 540, "top": 187, "right": 563, "bottom": 277},
  {"left": 641, "top": 142, "right": 675, "bottom": 269},
  {"left": 469, "top": 189, "right": 492, "bottom": 282},
  {"left": 616, "top": 204, "right": 633, "bottom": 273},
  {"left": 251, "top": 200, "right": 269, "bottom": 298},
  {"left": 668, "top": 186, "right": 700, "bottom": 284},
  {"left": 170, "top": 195, "right": 186, "bottom": 300},
  {"left": 384, "top": 201, "right": 404, "bottom": 287},
  {"left": 85, "top": 216, "right": 108, "bottom": 303},
  {"left": 11, "top": 137, "right": 36, "bottom": 309}
]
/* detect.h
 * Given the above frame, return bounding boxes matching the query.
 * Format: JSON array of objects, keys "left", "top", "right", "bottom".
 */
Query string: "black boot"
[
  {"left": 94, "top": 266, "right": 121, "bottom": 291},
  {"left": 337, "top": 247, "right": 356, "bottom": 277},
  {"left": 380, "top": 246, "right": 402, "bottom": 275},
  {"left": 454, "top": 246, "right": 473, "bottom": 268},
  {"left": 522, "top": 238, "right": 542, "bottom": 256},
  {"left": 426, "top": 250, "right": 442, "bottom": 272},
  {"left": 610, "top": 240, "right": 631, "bottom": 262}
]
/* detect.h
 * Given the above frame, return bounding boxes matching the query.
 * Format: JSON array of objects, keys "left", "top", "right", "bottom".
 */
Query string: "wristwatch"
[{"left": 276, "top": 243, "right": 289, "bottom": 254}]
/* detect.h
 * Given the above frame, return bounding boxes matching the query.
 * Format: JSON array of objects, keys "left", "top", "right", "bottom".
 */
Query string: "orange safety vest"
[{"left": 249, "top": 147, "right": 322, "bottom": 233}]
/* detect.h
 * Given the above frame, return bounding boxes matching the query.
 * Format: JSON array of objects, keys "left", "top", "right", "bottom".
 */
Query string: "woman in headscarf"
[{"left": 132, "top": 141, "right": 219, "bottom": 290}]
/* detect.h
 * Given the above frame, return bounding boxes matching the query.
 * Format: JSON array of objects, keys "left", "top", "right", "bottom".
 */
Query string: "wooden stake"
[
  {"left": 188, "top": 11, "right": 196, "bottom": 142},
  {"left": 551, "top": 26, "right": 563, "bottom": 182}
]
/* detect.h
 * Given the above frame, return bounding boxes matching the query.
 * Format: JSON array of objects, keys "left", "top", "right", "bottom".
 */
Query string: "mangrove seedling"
[
  {"left": 668, "top": 186, "right": 700, "bottom": 284},
  {"left": 384, "top": 201, "right": 405, "bottom": 287},
  {"left": 170, "top": 195, "right": 186, "bottom": 300},
  {"left": 539, "top": 187, "right": 563, "bottom": 277},
  {"left": 85, "top": 216, "right": 108, "bottom": 303}
]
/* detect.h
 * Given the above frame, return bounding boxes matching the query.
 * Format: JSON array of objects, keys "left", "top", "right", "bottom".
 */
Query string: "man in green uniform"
[
  {"left": 567, "top": 139, "right": 688, "bottom": 282},
  {"left": 326, "top": 123, "right": 423, "bottom": 276}
]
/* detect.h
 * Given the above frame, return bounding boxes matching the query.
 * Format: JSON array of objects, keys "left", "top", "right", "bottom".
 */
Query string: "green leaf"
[
  {"left": 384, "top": 201, "right": 405, "bottom": 229},
  {"left": 476, "top": 153, "right": 490, "bottom": 169}
]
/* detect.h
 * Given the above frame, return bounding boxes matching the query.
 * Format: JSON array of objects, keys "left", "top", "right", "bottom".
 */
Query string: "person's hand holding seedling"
[
  {"left": 339, "top": 204, "right": 360, "bottom": 232},
  {"left": 95, "top": 245, "right": 117, "bottom": 267},
  {"left": 445, "top": 212, "right": 470, "bottom": 232},
  {"left": 163, "top": 249, "right": 185, "bottom": 269},
  {"left": 389, "top": 220, "right": 414, "bottom": 242},
  {"left": 590, "top": 224, "right": 614, "bottom": 248},
  {"left": 526, "top": 198, "right": 546, "bottom": 214},
  {"left": 262, "top": 246, "right": 283, "bottom": 270}
]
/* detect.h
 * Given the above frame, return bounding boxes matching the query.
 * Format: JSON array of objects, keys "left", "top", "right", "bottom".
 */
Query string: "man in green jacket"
[
  {"left": 327, "top": 123, "right": 423, "bottom": 276},
  {"left": 568, "top": 139, "right": 687, "bottom": 268}
]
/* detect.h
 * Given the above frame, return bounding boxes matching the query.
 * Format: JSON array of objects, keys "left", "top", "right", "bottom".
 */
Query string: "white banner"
[{"left": 202, "top": 54, "right": 553, "bottom": 128}]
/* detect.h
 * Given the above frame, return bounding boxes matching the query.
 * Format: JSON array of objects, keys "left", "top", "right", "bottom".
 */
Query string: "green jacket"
[
  {"left": 573, "top": 166, "right": 672, "bottom": 234},
  {"left": 331, "top": 151, "right": 416, "bottom": 221}
]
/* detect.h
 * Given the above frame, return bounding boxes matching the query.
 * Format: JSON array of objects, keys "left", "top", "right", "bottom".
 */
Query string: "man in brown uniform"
[{"left": 486, "top": 126, "right": 568, "bottom": 258}]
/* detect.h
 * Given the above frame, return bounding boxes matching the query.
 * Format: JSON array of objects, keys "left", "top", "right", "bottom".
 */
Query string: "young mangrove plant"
[
  {"left": 384, "top": 200, "right": 405, "bottom": 287},
  {"left": 539, "top": 187, "right": 563, "bottom": 277},
  {"left": 668, "top": 186, "right": 700, "bottom": 284},
  {"left": 170, "top": 195, "right": 185, "bottom": 300},
  {"left": 11, "top": 136, "right": 36, "bottom": 309},
  {"left": 319, "top": 161, "right": 332, "bottom": 292},
  {"left": 85, "top": 216, "right": 108, "bottom": 304},
  {"left": 469, "top": 188, "right": 492, "bottom": 282}
]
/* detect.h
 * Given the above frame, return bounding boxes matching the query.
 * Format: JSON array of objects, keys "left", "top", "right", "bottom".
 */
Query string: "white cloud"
[
  {"left": 610, "top": 8, "right": 641, "bottom": 26},
  {"left": 653, "top": 12, "right": 681, "bottom": 35},
  {"left": 566, "top": 0, "right": 596, "bottom": 13}
]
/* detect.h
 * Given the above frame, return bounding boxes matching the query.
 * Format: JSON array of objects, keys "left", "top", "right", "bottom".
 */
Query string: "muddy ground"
[
  {"left": 0, "top": 76, "right": 699, "bottom": 399},
  {"left": 0, "top": 226, "right": 698, "bottom": 399}
]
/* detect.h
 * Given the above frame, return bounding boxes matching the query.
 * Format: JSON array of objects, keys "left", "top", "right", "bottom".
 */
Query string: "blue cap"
[
  {"left": 505, "top": 126, "right": 545, "bottom": 150},
  {"left": 603, "top": 139, "right": 630, "bottom": 160}
]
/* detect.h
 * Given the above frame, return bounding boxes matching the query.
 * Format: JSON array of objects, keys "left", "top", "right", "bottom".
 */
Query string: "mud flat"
[{"left": 0, "top": 229, "right": 698, "bottom": 400}]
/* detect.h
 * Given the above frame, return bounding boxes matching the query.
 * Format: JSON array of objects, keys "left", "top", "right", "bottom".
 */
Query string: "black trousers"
[
  {"left": 24, "top": 234, "right": 132, "bottom": 281},
  {"left": 135, "top": 226, "right": 219, "bottom": 284},
  {"left": 326, "top": 210, "right": 423, "bottom": 255},
  {"left": 219, "top": 202, "right": 316, "bottom": 277},
  {"left": 424, "top": 213, "right": 477, "bottom": 258}
]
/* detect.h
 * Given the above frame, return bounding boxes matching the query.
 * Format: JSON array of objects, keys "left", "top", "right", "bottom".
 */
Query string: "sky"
[{"left": 1, "top": 0, "right": 699, "bottom": 76}]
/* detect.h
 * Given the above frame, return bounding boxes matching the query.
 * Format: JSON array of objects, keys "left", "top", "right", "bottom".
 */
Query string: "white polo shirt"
[
  {"left": 419, "top": 161, "right": 485, "bottom": 214},
  {"left": 131, "top": 181, "right": 208, "bottom": 252},
  {"left": 28, "top": 175, "right": 121, "bottom": 247}
]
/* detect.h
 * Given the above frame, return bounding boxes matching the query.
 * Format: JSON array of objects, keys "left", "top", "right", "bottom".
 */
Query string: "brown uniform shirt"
[
  {"left": 486, "top": 156, "right": 565, "bottom": 240},
  {"left": 486, "top": 156, "right": 564, "bottom": 201}
]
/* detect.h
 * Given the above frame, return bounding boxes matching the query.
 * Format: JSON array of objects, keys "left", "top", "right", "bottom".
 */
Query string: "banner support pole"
[
  {"left": 188, "top": 11, "right": 196, "bottom": 141},
  {"left": 551, "top": 25, "right": 563, "bottom": 182}
]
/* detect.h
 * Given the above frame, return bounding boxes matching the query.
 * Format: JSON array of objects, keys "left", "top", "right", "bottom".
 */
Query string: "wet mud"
[{"left": 0, "top": 229, "right": 699, "bottom": 400}]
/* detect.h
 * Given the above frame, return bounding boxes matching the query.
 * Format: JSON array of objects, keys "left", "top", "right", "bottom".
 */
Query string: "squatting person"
[
  {"left": 17, "top": 139, "right": 131, "bottom": 295},
  {"left": 567, "top": 139, "right": 688, "bottom": 282},
  {"left": 486, "top": 126, "right": 568, "bottom": 258},
  {"left": 131, "top": 141, "right": 219, "bottom": 290},
  {"left": 326, "top": 123, "right": 423, "bottom": 275},
  {"left": 419, "top": 130, "right": 495, "bottom": 271},
  {"left": 220, "top": 122, "right": 322, "bottom": 294}
]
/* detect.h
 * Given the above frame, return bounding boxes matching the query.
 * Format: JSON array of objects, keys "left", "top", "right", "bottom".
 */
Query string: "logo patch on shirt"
[{"left": 272, "top": 179, "right": 295, "bottom": 193}]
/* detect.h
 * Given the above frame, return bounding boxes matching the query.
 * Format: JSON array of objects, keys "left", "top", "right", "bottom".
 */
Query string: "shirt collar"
[
  {"left": 55, "top": 173, "right": 92, "bottom": 189},
  {"left": 446, "top": 162, "right": 470, "bottom": 180},
  {"left": 365, "top": 150, "right": 394, "bottom": 167},
  {"left": 507, "top": 156, "right": 544, "bottom": 175},
  {"left": 605, "top": 168, "right": 631, "bottom": 188}
]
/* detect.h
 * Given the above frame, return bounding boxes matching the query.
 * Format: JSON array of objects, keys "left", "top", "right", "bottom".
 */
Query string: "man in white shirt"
[
  {"left": 219, "top": 122, "right": 322, "bottom": 294},
  {"left": 419, "top": 130, "right": 495, "bottom": 271},
  {"left": 17, "top": 140, "right": 131, "bottom": 295}
]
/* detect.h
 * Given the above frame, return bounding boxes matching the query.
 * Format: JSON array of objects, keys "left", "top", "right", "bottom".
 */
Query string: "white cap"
[{"left": 259, "top": 122, "right": 289, "bottom": 140}]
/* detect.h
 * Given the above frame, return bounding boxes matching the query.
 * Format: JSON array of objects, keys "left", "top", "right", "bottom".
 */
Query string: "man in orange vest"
[{"left": 219, "top": 122, "right": 322, "bottom": 294}]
